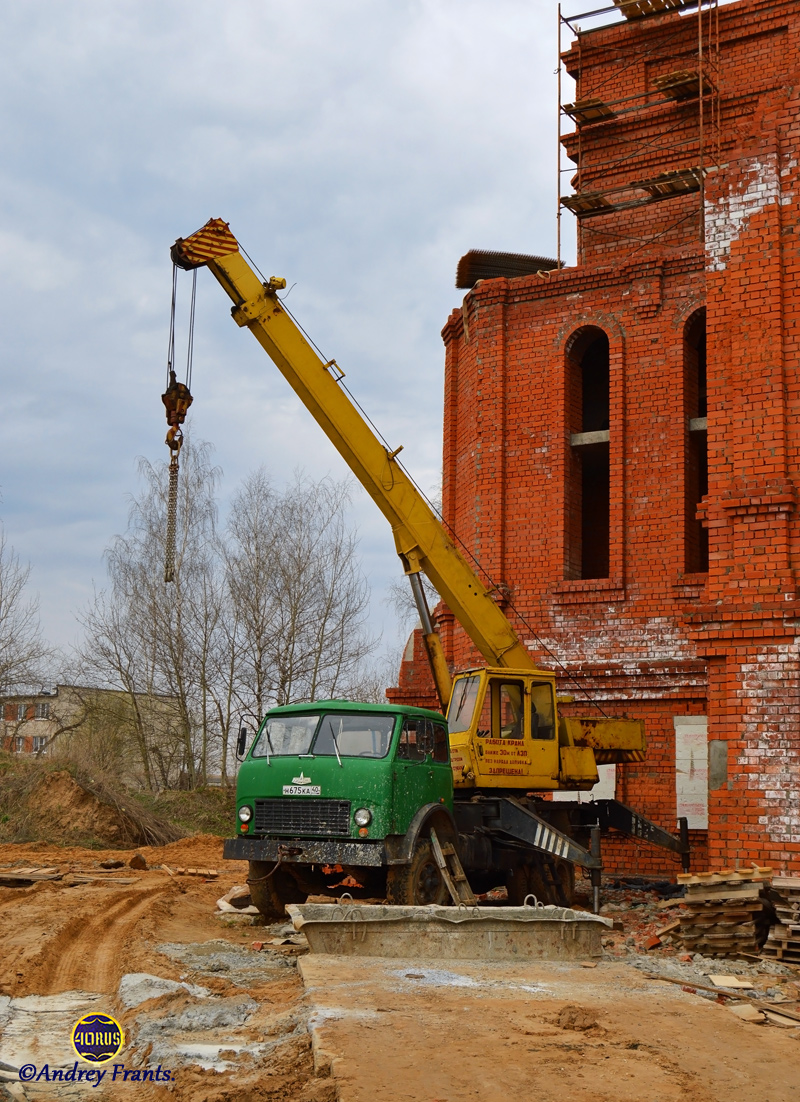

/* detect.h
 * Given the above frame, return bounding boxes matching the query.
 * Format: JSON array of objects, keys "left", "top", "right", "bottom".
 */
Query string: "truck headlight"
[
  {"left": 354, "top": 808, "right": 372, "bottom": 827},
  {"left": 238, "top": 805, "right": 253, "bottom": 823}
]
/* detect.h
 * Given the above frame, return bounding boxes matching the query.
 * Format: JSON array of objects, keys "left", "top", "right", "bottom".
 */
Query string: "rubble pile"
[{"left": 763, "top": 876, "right": 800, "bottom": 964}]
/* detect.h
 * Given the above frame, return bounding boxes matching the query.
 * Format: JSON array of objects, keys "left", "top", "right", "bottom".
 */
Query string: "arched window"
[
  {"left": 684, "top": 309, "right": 708, "bottom": 573},
  {"left": 566, "top": 327, "right": 610, "bottom": 580}
]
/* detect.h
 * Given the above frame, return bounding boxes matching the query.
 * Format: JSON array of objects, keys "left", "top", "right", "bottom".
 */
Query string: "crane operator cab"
[{"left": 446, "top": 668, "right": 562, "bottom": 790}]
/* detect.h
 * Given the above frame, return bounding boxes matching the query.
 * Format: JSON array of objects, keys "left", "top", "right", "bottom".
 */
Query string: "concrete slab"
[
  {"left": 298, "top": 954, "right": 800, "bottom": 1102},
  {"left": 288, "top": 902, "right": 610, "bottom": 960}
]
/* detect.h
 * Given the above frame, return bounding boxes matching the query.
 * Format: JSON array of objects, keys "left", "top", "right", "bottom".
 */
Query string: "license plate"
[{"left": 282, "top": 785, "right": 321, "bottom": 796}]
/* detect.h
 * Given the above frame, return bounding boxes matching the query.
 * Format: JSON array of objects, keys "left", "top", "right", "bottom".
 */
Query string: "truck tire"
[
  {"left": 247, "top": 861, "right": 307, "bottom": 921},
  {"left": 508, "top": 859, "right": 575, "bottom": 906},
  {"left": 550, "top": 859, "right": 575, "bottom": 906},
  {"left": 385, "top": 840, "right": 448, "bottom": 906}
]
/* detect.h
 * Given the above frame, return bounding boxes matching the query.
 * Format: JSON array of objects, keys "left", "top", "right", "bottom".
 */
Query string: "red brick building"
[{"left": 391, "top": 0, "right": 800, "bottom": 875}]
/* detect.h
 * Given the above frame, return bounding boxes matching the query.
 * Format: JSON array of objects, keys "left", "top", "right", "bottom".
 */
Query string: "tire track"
[{"left": 42, "top": 885, "right": 169, "bottom": 994}]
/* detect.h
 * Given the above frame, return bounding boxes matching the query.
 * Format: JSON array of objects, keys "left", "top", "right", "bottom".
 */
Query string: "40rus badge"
[
  {"left": 17, "top": 1013, "right": 174, "bottom": 1087},
  {"left": 71, "top": 1013, "right": 125, "bottom": 1063}
]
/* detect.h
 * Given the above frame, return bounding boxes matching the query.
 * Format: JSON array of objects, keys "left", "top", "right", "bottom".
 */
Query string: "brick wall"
[{"left": 390, "top": 0, "right": 800, "bottom": 878}]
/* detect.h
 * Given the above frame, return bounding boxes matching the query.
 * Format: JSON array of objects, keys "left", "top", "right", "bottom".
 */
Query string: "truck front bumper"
[{"left": 223, "top": 835, "right": 386, "bottom": 867}]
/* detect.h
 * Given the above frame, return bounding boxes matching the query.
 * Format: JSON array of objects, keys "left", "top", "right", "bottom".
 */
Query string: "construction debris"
[
  {"left": 708, "top": 975, "right": 754, "bottom": 989},
  {"left": 163, "top": 864, "right": 218, "bottom": 877},
  {"left": 65, "top": 874, "right": 139, "bottom": 885},
  {"left": 762, "top": 877, "right": 800, "bottom": 964},
  {"left": 675, "top": 869, "right": 773, "bottom": 957},
  {"left": 729, "top": 1003, "right": 766, "bottom": 1023},
  {"left": 217, "top": 884, "right": 260, "bottom": 915},
  {"left": 0, "top": 867, "right": 61, "bottom": 884}
]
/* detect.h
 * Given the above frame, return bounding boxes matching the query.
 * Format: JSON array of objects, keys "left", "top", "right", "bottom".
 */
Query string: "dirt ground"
[
  {"left": 300, "top": 954, "right": 800, "bottom": 1102},
  {"left": 0, "top": 836, "right": 332, "bottom": 1102},
  {"left": 0, "top": 840, "right": 798, "bottom": 1101}
]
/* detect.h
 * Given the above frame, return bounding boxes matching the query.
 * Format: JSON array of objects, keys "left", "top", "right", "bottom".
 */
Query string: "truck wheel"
[
  {"left": 548, "top": 859, "right": 575, "bottom": 906},
  {"left": 506, "top": 863, "right": 533, "bottom": 906},
  {"left": 516, "top": 859, "right": 575, "bottom": 906},
  {"left": 386, "top": 840, "right": 448, "bottom": 906},
  {"left": 247, "top": 861, "right": 307, "bottom": 921}
]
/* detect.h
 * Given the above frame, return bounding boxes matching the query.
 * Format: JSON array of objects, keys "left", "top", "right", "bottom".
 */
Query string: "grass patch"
[{"left": 132, "top": 785, "right": 236, "bottom": 837}]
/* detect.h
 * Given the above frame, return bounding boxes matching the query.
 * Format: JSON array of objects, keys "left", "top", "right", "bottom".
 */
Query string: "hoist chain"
[
  {"left": 161, "top": 264, "right": 195, "bottom": 585},
  {"left": 164, "top": 450, "right": 180, "bottom": 584}
]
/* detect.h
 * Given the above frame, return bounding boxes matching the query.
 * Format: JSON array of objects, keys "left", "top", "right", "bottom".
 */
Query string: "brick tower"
[{"left": 390, "top": 0, "right": 800, "bottom": 875}]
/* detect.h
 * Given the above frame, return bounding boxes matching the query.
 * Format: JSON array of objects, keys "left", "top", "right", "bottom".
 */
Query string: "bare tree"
[
  {"left": 78, "top": 447, "right": 377, "bottom": 789},
  {"left": 0, "top": 527, "right": 50, "bottom": 693},
  {"left": 79, "top": 439, "right": 225, "bottom": 789},
  {"left": 225, "top": 470, "right": 376, "bottom": 715}
]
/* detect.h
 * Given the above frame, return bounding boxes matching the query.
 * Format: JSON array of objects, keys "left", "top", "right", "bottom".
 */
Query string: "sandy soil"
[
  {"left": 1, "top": 840, "right": 797, "bottom": 1102},
  {"left": 300, "top": 955, "right": 800, "bottom": 1102},
  {"left": 0, "top": 837, "right": 332, "bottom": 1101}
]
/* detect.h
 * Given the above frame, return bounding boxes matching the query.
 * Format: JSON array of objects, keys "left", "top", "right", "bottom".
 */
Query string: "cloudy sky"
[{"left": 0, "top": 0, "right": 588, "bottom": 670}]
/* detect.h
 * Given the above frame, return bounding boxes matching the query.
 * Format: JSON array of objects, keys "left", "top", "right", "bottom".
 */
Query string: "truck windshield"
[
  {"left": 252, "top": 714, "right": 319, "bottom": 758},
  {"left": 251, "top": 713, "right": 395, "bottom": 759},
  {"left": 313, "top": 714, "right": 395, "bottom": 758},
  {"left": 447, "top": 675, "right": 481, "bottom": 734}
]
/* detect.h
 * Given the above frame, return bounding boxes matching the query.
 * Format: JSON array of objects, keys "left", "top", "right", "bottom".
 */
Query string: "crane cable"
[{"left": 161, "top": 266, "right": 195, "bottom": 583}]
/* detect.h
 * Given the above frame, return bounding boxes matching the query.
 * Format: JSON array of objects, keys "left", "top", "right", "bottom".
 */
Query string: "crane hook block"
[{"left": 162, "top": 370, "right": 193, "bottom": 452}]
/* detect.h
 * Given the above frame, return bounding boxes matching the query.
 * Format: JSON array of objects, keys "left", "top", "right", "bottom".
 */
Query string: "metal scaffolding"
[{"left": 556, "top": 0, "right": 721, "bottom": 264}]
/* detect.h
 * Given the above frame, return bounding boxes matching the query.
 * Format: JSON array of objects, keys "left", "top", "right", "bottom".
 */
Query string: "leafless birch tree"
[{"left": 0, "top": 528, "right": 50, "bottom": 693}]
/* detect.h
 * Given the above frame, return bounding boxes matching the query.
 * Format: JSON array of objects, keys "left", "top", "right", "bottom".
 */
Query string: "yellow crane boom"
[{"left": 171, "top": 219, "right": 538, "bottom": 693}]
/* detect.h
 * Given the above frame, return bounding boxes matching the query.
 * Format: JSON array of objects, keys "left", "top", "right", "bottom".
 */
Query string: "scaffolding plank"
[{"left": 612, "top": 0, "right": 693, "bottom": 20}]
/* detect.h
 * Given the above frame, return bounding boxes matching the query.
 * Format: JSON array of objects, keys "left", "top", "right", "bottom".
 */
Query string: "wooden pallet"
[
  {"left": 762, "top": 878, "right": 800, "bottom": 963},
  {"left": 676, "top": 870, "right": 772, "bottom": 958}
]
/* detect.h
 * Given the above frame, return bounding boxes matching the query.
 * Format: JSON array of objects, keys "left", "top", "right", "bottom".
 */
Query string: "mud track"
[{"left": 39, "top": 884, "right": 171, "bottom": 994}]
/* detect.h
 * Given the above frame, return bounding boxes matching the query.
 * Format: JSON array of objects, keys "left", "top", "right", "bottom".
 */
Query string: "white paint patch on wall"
[
  {"left": 705, "top": 154, "right": 794, "bottom": 272},
  {"left": 674, "top": 715, "right": 708, "bottom": 829},
  {"left": 737, "top": 643, "right": 800, "bottom": 850}
]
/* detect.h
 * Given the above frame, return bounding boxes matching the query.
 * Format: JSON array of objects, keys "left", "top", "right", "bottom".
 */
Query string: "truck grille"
[{"left": 253, "top": 798, "right": 351, "bottom": 837}]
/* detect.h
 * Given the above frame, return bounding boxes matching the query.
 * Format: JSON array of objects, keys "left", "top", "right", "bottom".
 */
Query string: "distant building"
[{"left": 1, "top": 685, "right": 184, "bottom": 786}]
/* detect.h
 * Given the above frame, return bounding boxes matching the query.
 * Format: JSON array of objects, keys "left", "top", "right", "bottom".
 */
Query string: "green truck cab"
[{"left": 222, "top": 700, "right": 455, "bottom": 918}]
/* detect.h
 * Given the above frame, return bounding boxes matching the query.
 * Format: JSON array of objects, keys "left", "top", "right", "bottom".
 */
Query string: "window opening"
[
  {"left": 567, "top": 329, "right": 610, "bottom": 579},
  {"left": 684, "top": 309, "right": 708, "bottom": 573}
]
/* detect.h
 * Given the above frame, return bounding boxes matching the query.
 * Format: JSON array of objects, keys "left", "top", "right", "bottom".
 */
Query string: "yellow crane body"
[{"left": 171, "top": 219, "right": 645, "bottom": 792}]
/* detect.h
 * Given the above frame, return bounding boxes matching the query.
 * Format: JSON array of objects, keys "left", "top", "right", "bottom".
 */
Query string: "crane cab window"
[
  {"left": 475, "top": 679, "right": 524, "bottom": 740},
  {"left": 530, "top": 683, "right": 555, "bottom": 740},
  {"left": 447, "top": 676, "right": 482, "bottom": 735},
  {"left": 398, "top": 718, "right": 449, "bottom": 763},
  {"left": 498, "top": 682, "right": 524, "bottom": 739}
]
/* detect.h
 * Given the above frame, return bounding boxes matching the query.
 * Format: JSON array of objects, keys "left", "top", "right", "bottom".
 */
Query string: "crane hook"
[{"left": 162, "top": 369, "right": 193, "bottom": 454}]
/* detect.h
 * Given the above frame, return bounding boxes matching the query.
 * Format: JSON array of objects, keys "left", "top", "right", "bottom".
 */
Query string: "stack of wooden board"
[
  {"left": 0, "top": 866, "right": 62, "bottom": 884},
  {"left": 676, "top": 868, "right": 772, "bottom": 957},
  {"left": 762, "top": 876, "right": 800, "bottom": 964}
]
